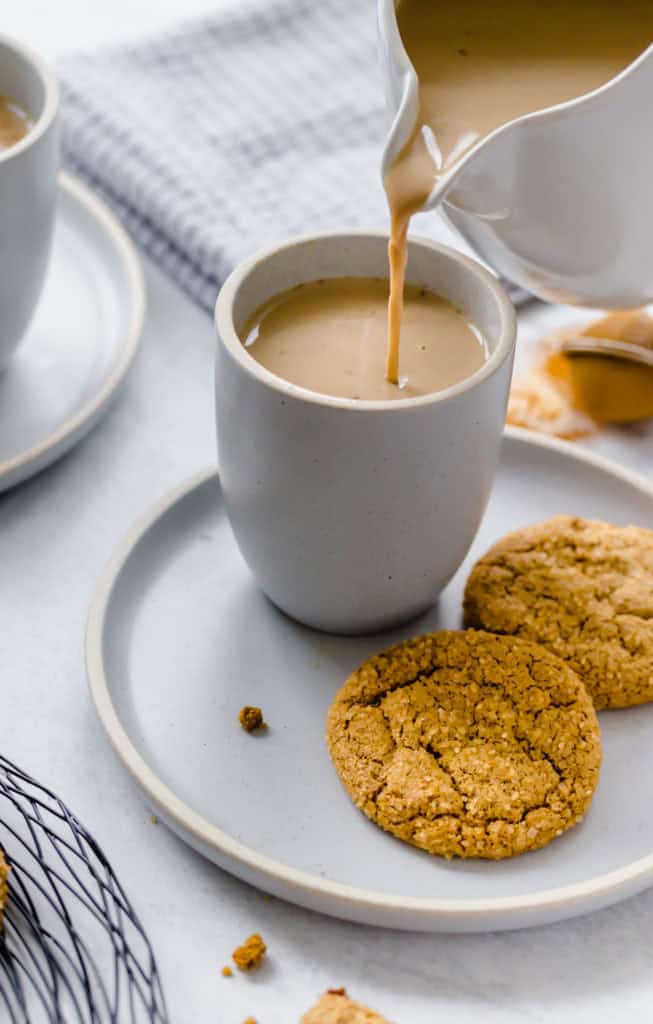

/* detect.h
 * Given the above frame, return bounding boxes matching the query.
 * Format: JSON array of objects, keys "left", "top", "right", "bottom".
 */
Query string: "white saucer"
[
  {"left": 86, "top": 430, "right": 653, "bottom": 933},
  {"left": 0, "top": 173, "right": 145, "bottom": 492}
]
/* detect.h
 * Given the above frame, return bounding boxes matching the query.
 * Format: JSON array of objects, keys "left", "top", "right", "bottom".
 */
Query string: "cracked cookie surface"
[
  {"left": 326, "top": 630, "right": 601, "bottom": 860},
  {"left": 464, "top": 515, "right": 653, "bottom": 710}
]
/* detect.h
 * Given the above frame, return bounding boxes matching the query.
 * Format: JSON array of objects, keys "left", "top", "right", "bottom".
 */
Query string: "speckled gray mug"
[{"left": 215, "top": 231, "right": 516, "bottom": 635}]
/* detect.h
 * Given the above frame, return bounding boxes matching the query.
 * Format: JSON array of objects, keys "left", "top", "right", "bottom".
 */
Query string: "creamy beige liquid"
[
  {"left": 385, "top": 0, "right": 653, "bottom": 383},
  {"left": 0, "top": 95, "right": 31, "bottom": 152},
  {"left": 242, "top": 277, "right": 487, "bottom": 401}
]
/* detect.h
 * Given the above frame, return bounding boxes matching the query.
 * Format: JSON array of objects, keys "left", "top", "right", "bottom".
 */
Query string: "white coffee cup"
[
  {"left": 215, "top": 232, "right": 515, "bottom": 635},
  {"left": 0, "top": 35, "right": 59, "bottom": 370}
]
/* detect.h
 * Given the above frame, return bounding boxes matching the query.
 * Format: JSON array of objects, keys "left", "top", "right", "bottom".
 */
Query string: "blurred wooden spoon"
[
  {"left": 561, "top": 335, "right": 653, "bottom": 366},
  {"left": 556, "top": 335, "right": 653, "bottom": 423}
]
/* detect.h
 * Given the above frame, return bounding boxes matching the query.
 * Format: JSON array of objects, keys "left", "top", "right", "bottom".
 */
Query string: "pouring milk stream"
[{"left": 381, "top": 0, "right": 653, "bottom": 384}]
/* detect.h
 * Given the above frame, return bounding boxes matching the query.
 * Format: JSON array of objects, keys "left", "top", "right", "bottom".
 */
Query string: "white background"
[{"left": 3, "top": 2, "right": 653, "bottom": 1022}]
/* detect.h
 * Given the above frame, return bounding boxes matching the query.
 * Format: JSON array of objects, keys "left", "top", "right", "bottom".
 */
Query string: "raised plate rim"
[
  {"left": 85, "top": 428, "right": 653, "bottom": 929},
  {"left": 0, "top": 171, "right": 146, "bottom": 491}
]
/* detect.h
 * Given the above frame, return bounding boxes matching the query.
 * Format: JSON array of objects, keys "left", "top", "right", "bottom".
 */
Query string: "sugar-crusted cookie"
[
  {"left": 326, "top": 631, "right": 601, "bottom": 860},
  {"left": 301, "top": 990, "right": 391, "bottom": 1024},
  {"left": 464, "top": 515, "right": 653, "bottom": 710}
]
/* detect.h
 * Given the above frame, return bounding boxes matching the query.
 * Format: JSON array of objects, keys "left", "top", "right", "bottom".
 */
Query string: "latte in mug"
[
  {"left": 0, "top": 95, "right": 31, "bottom": 151},
  {"left": 242, "top": 276, "right": 487, "bottom": 401}
]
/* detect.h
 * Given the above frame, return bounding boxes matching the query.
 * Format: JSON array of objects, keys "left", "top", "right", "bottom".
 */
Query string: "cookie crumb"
[
  {"left": 221, "top": 966, "right": 233, "bottom": 978},
  {"left": 150, "top": 814, "right": 158, "bottom": 825},
  {"left": 239, "top": 706, "right": 266, "bottom": 733},
  {"left": 233, "top": 933, "right": 267, "bottom": 972}
]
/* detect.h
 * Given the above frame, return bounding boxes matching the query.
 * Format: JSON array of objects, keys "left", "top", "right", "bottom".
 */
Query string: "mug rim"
[
  {"left": 0, "top": 33, "right": 59, "bottom": 166},
  {"left": 215, "top": 229, "right": 517, "bottom": 412}
]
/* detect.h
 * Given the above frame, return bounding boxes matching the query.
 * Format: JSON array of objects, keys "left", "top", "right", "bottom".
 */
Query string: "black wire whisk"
[{"left": 0, "top": 755, "right": 169, "bottom": 1023}]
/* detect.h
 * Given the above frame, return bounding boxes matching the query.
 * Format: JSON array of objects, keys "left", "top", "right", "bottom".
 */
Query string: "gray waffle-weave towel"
[{"left": 60, "top": 0, "right": 525, "bottom": 311}]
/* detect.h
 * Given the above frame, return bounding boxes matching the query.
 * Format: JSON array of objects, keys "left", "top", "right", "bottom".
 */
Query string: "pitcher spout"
[{"left": 379, "top": 0, "right": 653, "bottom": 307}]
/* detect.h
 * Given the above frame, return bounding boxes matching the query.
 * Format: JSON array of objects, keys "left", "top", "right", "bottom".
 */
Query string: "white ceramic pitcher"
[{"left": 379, "top": 0, "right": 653, "bottom": 308}]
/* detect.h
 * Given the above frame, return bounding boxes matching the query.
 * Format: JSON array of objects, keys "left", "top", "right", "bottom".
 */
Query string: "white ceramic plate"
[
  {"left": 86, "top": 430, "right": 653, "bottom": 933},
  {"left": 0, "top": 172, "right": 145, "bottom": 492}
]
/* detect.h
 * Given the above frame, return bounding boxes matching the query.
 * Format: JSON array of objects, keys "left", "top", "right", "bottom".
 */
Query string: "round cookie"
[
  {"left": 326, "top": 630, "right": 601, "bottom": 860},
  {"left": 463, "top": 515, "right": 653, "bottom": 710}
]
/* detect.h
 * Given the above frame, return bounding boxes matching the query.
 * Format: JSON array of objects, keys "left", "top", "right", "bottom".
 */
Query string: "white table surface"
[{"left": 2, "top": 4, "right": 653, "bottom": 1022}]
